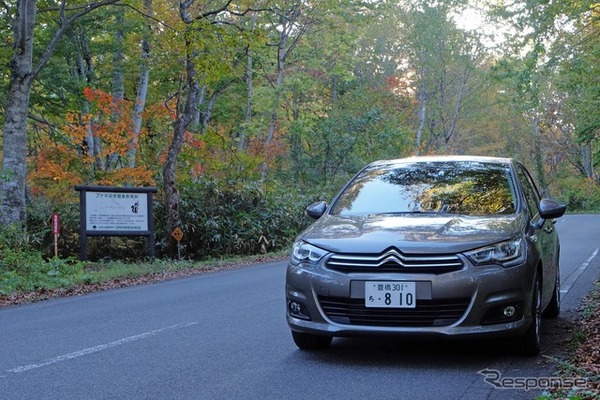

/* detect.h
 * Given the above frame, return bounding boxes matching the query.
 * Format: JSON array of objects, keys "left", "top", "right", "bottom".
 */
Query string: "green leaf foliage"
[{"left": 153, "top": 179, "right": 318, "bottom": 259}]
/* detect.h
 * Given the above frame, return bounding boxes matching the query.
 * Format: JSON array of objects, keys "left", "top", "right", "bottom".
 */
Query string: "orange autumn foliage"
[{"left": 29, "top": 88, "right": 160, "bottom": 201}]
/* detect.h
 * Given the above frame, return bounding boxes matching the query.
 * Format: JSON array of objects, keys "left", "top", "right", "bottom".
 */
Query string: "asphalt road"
[{"left": 1, "top": 214, "right": 599, "bottom": 400}]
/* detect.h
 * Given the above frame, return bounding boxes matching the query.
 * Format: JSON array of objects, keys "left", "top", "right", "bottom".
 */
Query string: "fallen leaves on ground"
[
  {"left": 551, "top": 284, "right": 600, "bottom": 399},
  {"left": 570, "top": 291, "right": 600, "bottom": 396}
]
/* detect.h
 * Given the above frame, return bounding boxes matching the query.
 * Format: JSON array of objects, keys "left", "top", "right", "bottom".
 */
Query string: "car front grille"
[
  {"left": 325, "top": 249, "right": 464, "bottom": 274},
  {"left": 318, "top": 296, "right": 470, "bottom": 327}
]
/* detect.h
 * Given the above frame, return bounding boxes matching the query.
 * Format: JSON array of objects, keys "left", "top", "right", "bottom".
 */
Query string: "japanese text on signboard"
[{"left": 85, "top": 192, "right": 148, "bottom": 231}]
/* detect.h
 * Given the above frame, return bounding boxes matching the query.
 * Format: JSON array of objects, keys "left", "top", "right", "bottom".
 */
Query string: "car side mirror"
[
  {"left": 538, "top": 199, "right": 566, "bottom": 220},
  {"left": 306, "top": 201, "right": 327, "bottom": 219}
]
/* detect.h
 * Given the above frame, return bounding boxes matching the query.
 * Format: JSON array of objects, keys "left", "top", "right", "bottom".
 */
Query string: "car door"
[{"left": 516, "top": 165, "right": 559, "bottom": 307}]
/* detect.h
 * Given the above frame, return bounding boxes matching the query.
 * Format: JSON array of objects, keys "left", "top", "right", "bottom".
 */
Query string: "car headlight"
[
  {"left": 465, "top": 237, "right": 524, "bottom": 267},
  {"left": 290, "top": 241, "right": 329, "bottom": 265}
]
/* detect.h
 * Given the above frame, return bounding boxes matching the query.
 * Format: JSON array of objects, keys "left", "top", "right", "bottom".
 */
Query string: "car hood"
[{"left": 300, "top": 213, "right": 526, "bottom": 254}]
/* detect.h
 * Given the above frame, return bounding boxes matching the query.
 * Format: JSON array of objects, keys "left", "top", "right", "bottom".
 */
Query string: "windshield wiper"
[{"left": 380, "top": 210, "right": 447, "bottom": 215}]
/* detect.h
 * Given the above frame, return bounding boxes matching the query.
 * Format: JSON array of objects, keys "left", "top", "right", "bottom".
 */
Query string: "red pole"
[{"left": 52, "top": 213, "right": 60, "bottom": 257}]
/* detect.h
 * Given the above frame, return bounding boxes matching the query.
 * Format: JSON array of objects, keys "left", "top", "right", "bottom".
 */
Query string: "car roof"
[{"left": 370, "top": 155, "right": 514, "bottom": 167}]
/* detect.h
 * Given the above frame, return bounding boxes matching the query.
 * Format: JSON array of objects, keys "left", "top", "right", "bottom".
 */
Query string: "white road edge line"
[
  {"left": 561, "top": 248, "right": 599, "bottom": 294},
  {"left": 4, "top": 322, "right": 198, "bottom": 376}
]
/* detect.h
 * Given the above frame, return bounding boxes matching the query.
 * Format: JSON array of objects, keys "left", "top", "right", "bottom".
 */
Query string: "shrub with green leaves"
[
  {"left": 0, "top": 222, "right": 85, "bottom": 294},
  {"left": 26, "top": 195, "right": 81, "bottom": 257},
  {"left": 0, "top": 249, "right": 84, "bottom": 293},
  {"left": 154, "top": 179, "right": 322, "bottom": 259},
  {"left": 0, "top": 270, "right": 21, "bottom": 296}
]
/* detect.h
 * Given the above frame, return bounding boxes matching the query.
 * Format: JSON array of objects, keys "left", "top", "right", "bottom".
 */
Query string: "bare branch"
[
  {"left": 197, "top": 0, "right": 234, "bottom": 21},
  {"left": 31, "top": 0, "right": 121, "bottom": 80},
  {"left": 115, "top": 3, "right": 178, "bottom": 32},
  {"left": 180, "top": 0, "right": 194, "bottom": 23},
  {"left": 226, "top": 6, "right": 274, "bottom": 17},
  {"left": 28, "top": 112, "right": 58, "bottom": 131},
  {"left": 59, "top": 0, "right": 67, "bottom": 25}
]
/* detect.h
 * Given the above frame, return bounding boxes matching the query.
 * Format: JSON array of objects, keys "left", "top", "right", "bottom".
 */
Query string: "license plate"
[{"left": 365, "top": 281, "right": 416, "bottom": 308}]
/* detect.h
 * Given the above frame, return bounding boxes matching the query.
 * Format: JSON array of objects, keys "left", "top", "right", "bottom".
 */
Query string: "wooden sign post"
[{"left": 51, "top": 213, "right": 60, "bottom": 258}]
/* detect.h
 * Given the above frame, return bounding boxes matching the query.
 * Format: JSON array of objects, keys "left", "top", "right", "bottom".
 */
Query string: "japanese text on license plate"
[{"left": 365, "top": 281, "right": 416, "bottom": 308}]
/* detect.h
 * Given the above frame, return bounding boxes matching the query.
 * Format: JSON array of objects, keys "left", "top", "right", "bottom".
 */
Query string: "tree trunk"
[
  {"left": 108, "top": 8, "right": 125, "bottom": 171},
  {"left": 580, "top": 142, "right": 597, "bottom": 181},
  {"left": 201, "top": 92, "right": 217, "bottom": 135},
  {"left": 191, "top": 84, "right": 206, "bottom": 131},
  {"left": 162, "top": 40, "right": 200, "bottom": 255},
  {"left": 331, "top": 75, "right": 339, "bottom": 103},
  {"left": 128, "top": 37, "right": 149, "bottom": 168},
  {"left": 1, "top": 0, "right": 36, "bottom": 226},
  {"left": 70, "top": 26, "right": 97, "bottom": 168},
  {"left": 265, "top": 32, "right": 288, "bottom": 148},
  {"left": 532, "top": 115, "right": 547, "bottom": 192},
  {"left": 238, "top": 8, "right": 257, "bottom": 152},
  {"left": 415, "top": 87, "right": 427, "bottom": 155},
  {"left": 112, "top": 9, "right": 125, "bottom": 102},
  {"left": 2, "top": 77, "right": 33, "bottom": 226},
  {"left": 445, "top": 65, "right": 469, "bottom": 150},
  {"left": 128, "top": 0, "right": 152, "bottom": 169}
]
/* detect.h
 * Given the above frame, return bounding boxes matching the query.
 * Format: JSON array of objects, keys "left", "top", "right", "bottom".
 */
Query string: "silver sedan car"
[{"left": 286, "top": 156, "right": 566, "bottom": 355}]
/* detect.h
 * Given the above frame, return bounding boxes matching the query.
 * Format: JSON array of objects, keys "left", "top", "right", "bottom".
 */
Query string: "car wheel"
[
  {"left": 520, "top": 275, "right": 542, "bottom": 356},
  {"left": 291, "top": 330, "right": 332, "bottom": 350},
  {"left": 542, "top": 269, "right": 560, "bottom": 318}
]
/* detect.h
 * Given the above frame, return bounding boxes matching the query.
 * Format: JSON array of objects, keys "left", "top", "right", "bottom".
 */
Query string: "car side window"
[{"left": 516, "top": 166, "right": 541, "bottom": 220}]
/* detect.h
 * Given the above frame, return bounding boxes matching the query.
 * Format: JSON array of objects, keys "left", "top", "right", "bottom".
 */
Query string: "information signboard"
[
  {"left": 75, "top": 186, "right": 157, "bottom": 260},
  {"left": 85, "top": 191, "right": 149, "bottom": 232}
]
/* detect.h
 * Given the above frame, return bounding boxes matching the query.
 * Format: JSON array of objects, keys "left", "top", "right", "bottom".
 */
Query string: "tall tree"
[
  {"left": 1, "top": 0, "right": 121, "bottom": 227},
  {"left": 551, "top": 3, "right": 600, "bottom": 181},
  {"left": 489, "top": 0, "right": 597, "bottom": 188},
  {"left": 162, "top": 0, "right": 260, "bottom": 253},
  {"left": 260, "top": 0, "right": 323, "bottom": 179},
  {"left": 398, "top": 0, "right": 481, "bottom": 153}
]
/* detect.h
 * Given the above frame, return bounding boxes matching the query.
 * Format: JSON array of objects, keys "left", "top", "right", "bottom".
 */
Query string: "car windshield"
[{"left": 330, "top": 161, "right": 516, "bottom": 217}]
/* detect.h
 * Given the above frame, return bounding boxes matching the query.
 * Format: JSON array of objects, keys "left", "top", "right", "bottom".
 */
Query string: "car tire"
[
  {"left": 291, "top": 330, "right": 332, "bottom": 350},
  {"left": 520, "top": 274, "right": 542, "bottom": 356},
  {"left": 542, "top": 269, "right": 560, "bottom": 319}
]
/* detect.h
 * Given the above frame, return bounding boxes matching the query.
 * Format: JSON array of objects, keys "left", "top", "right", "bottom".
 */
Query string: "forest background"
[{"left": 0, "top": 0, "right": 599, "bottom": 291}]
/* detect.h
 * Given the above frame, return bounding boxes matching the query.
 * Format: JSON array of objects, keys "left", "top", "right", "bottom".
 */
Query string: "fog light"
[
  {"left": 482, "top": 303, "right": 524, "bottom": 325},
  {"left": 288, "top": 301, "right": 311, "bottom": 320},
  {"left": 290, "top": 302, "right": 302, "bottom": 314},
  {"left": 503, "top": 306, "right": 516, "bottom": 318}
]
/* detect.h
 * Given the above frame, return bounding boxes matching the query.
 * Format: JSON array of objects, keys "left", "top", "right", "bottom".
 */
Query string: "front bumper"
[{"left": 286, "top": 256, "right": 536, "bottom": 339}]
